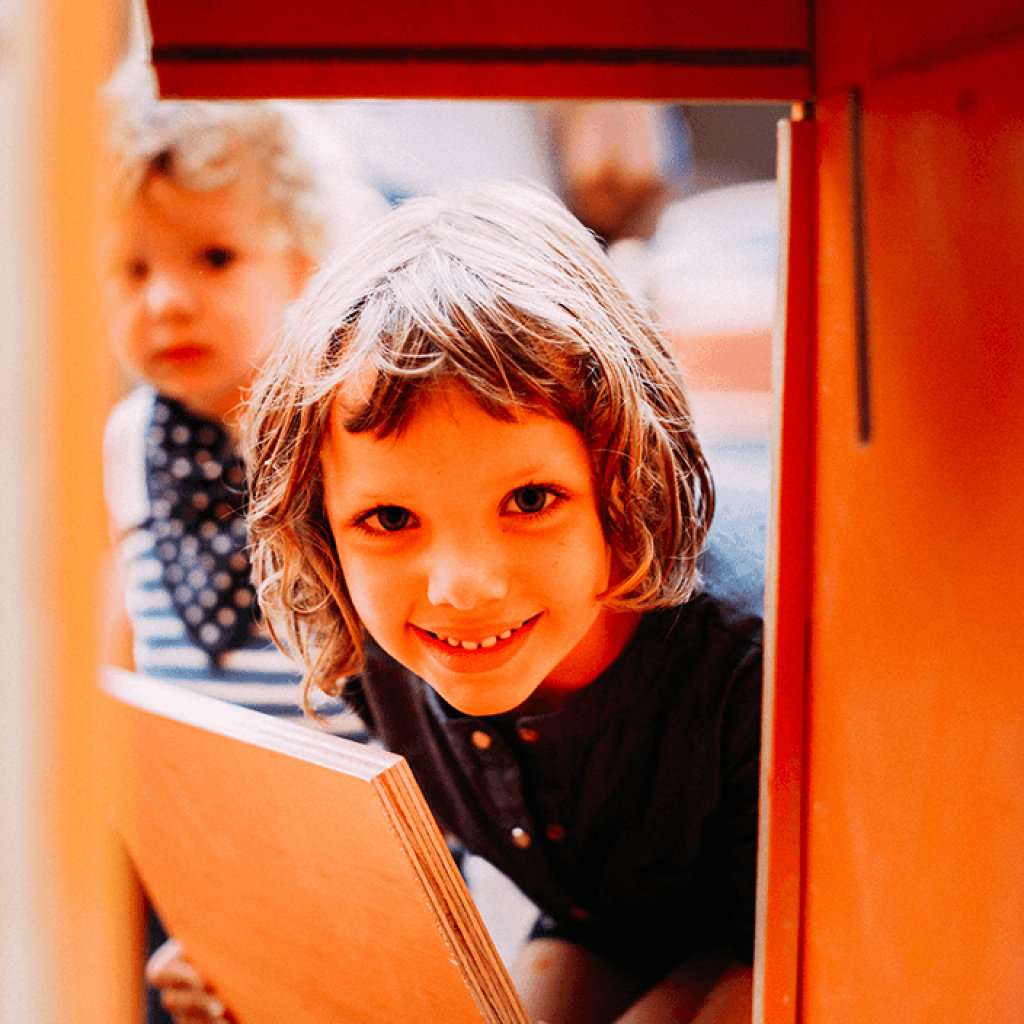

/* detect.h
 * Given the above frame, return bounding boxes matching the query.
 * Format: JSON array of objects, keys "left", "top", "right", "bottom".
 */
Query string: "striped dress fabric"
[{"left": 105, "top": 387, "right": 369, "bottom": 741}]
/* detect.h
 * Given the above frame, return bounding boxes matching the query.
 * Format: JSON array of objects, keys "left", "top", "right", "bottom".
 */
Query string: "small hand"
[{"left": 146, "top": 937, "right": 232, "bottom": 1023}]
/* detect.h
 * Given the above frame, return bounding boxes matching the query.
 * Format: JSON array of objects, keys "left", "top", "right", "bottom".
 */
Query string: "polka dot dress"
[{"left": 145, "top": 396, "right": 257, "bottom": 662}]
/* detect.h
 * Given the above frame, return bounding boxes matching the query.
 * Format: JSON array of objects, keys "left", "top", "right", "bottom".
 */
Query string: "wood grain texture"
[{"left": 103, "top": 669, "right": 528, "bottom": 1024}]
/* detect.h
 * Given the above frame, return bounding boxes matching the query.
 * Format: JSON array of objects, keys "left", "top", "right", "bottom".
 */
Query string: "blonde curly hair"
[
  {"left": 104, "top": 78, "right": 383, "bottom": 263},
  {"left": 244, "top": 180, "right": 714, "bottom": 705}
]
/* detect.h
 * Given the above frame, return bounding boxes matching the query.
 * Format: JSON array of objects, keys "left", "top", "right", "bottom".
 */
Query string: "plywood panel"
[
  {"left": 803, "top": 35, "right": 1024, "bottom": 1024},
  {"left": 104, "top": 670, "right": 528, "bottom": 1024}
]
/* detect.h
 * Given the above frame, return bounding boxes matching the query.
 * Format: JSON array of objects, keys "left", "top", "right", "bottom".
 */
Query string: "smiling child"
[
  {"left": 231, "top": 180, "right": 763, "bottom": 1024},
  {"left": 321, "top": 391, "right": 638, "bottom": 718}
]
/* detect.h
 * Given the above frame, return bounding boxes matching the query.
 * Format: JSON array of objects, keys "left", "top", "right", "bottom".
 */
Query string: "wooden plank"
[
  {"left": 143, "top": 0, "right": 811, "bottom": 100},
  {"left": 146, "top": 0, "right": 809, "bottom": 51},
  {"left": 38, "top": 0, "right": 138, "bottom": 1019},
  {"left": 803, "top": 35, "right": 1024, "bottom": 1023},
  {"left": 102, "top": 669, "right": 529, "bottom": 1024},
  {"left": 753, "top": 114, "right": 815, "bottom": 1024},
  {"left": 150, "top": 55, "right": 811, "bottom": 102},
  {"left": 815, "top": 0, "right": 1024, "bottom": 97}
]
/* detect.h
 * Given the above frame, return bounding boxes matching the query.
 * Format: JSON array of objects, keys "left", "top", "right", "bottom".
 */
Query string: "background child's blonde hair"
[
  {"left": 245, "top": 180, "right": 714, "bottom": 703},
  {"left": 104, "top": 62, "right": 383, "bottom": 264}
]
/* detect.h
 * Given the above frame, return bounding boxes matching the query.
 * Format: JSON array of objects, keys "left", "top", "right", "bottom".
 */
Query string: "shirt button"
[
  {"left": 545, "top": 824, "right": 566, "bottom": 842},
  {"left": 470, "top": 730, "right": 492, "bottom": 750},
  {"left": 511, "top": 827, "right": 532, "bottom": 849},
  {"left": 518, "top": 726, "right": 539, "bottom": 743}
]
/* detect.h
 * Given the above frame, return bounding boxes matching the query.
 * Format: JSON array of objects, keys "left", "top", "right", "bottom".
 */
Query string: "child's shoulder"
[
  {"left": 694, "top": 497, "right": 767, "bottom": 630},
  {"left": 103, "top": 385, "right": 155, "bottom": 529},
  {"left": 630, "top": 518, "right": 764, "bottom": 700}
]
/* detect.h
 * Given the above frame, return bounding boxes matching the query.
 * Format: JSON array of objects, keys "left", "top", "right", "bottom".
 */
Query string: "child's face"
[
  {"left": 104, "top": 172, "right": 310, "bottom": 424},
  {"left": 321, "top": 388, "right": 640, "bottom": 717}
]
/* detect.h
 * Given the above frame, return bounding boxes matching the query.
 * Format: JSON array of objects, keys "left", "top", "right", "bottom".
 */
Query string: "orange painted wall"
[
  {"left": 41, "top": 0, "right": 141, "bottom": 1020},
  {"left": 803, "top": 15, "right": 1024, "bottom": 1023},
  {"left": 754, "top": 114, "right": 816, "bottom": 1024}
]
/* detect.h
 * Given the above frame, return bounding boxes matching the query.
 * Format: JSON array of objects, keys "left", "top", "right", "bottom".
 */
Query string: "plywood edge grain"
[
  {"left": 102, "top": 666, "right": 398, "bottom": 782},
  {"left": 374, "top": 763, "right": 532, "bottom": 1024}
]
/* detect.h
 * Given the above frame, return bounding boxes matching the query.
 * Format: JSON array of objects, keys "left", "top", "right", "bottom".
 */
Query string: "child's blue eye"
[{"left": 202, "top": 247, "right": 235, "bottom": 270}]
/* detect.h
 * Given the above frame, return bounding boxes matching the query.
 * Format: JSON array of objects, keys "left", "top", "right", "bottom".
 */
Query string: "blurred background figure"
[
  {"left": 546, "top": 101, "right": 674, "bottom": 243},
  {"left": 646, "top": 105, "right": 788, "bottom": 621},
  {"left": 102, "top": 65, "right": 384, "bottom": 726}
]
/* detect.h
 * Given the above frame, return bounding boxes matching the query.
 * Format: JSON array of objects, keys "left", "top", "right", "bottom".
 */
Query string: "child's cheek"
[
  {"left": 103, "top": 301, "right": 141, "bottom": 374},
  {"left": 335, "top": 548, "right": 392, "bottom": 637}
]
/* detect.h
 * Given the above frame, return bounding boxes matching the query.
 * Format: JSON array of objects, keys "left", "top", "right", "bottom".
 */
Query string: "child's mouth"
[
  {"left": 156, "top": 343, "right": 208, "bottom": 365},
  {"left": 428, "top": 620, "right": 527, "bottom": 651},
  {"left": 413, "top": 614, "right": 540, "bottom": 666}
]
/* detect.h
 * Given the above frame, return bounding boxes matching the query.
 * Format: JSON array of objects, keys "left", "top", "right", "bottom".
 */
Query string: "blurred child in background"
[{"left": 102, "top": 89, "right": 382, "bottom": 729}]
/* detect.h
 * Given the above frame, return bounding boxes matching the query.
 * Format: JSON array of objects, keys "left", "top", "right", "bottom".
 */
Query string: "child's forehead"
[
  {"left": 115, "top": 171, "right": 286, "bottom": 245},
  {"left": 328, "top": 378, "right": 564, "bottom": 440},
  {"left": 323, "top": 384, "right": 594, "bottom": 497},
  {"left": 146, "top": 168, "right": 274, "bottom": 219}
]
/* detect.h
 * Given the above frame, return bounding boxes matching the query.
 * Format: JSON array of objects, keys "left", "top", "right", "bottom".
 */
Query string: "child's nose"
[
  {"left": 426, "top": 536, "right": 509, "bottom": 610},
  {"left": 144, "top": 271, "right": 197, "bottom": 320}
]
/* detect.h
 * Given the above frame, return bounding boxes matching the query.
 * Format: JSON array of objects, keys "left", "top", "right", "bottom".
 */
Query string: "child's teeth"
[{"left": 438, "top": 623, "right": 526, "bottom": 650}]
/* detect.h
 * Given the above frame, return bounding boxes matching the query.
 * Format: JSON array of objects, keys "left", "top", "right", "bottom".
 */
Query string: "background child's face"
[
  {"left": 321, "top": 387, "right": 638, "bottom": 717},
  {"left": 104, "top": 171, "right": 311, "bottom": 424}
]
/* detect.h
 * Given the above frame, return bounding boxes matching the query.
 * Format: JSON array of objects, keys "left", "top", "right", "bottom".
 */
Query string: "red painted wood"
[
  {"left": 146, "top": 0, "right": 809, "bottom": 50},
  {"left": 143, "top": 0, "right": 811, "bottom": 100},
  {"left": 152, "top": 58, "right": 810, "bottom": 102},
  {"left": 815, "top": 0, "right": 1024, "bottom": 95}
]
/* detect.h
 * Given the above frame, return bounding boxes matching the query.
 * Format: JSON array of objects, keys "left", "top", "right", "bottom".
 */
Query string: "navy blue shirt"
[{"left": 343, "top": 537, "right": 763, "bottom": 983}]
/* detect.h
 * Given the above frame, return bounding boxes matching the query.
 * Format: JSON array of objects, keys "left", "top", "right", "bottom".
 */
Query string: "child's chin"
[{"left": 429, "top": 681, "right": 534, "bottom": 718}]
